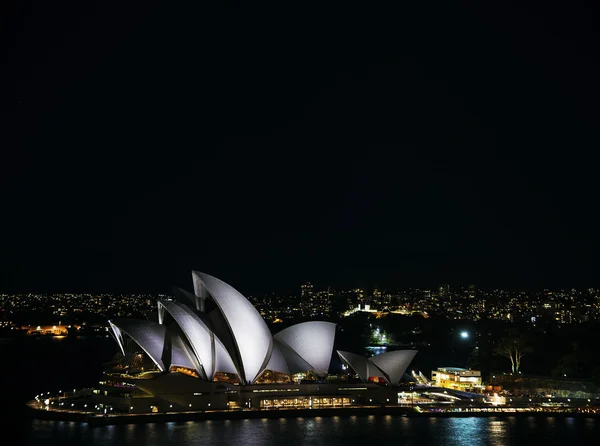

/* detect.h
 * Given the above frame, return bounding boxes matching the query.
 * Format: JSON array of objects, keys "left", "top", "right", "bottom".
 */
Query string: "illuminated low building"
[
  {"left": 342, "top": 303, "right": 379, "bottom": 317},
  {"left": 431, "top": 367, "right": 483, "bottom": 391},
  {"left": 25, "top": 324, "right": 69, "bottom": 336}
]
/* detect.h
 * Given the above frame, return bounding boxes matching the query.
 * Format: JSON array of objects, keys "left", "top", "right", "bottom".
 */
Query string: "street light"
[{"left": 460, "top": 331, "right": 469, "bottom": 339}]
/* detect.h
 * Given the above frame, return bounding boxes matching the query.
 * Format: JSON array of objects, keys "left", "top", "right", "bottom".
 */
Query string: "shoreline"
[{"left": 26, "top": 402, "right": 600, "bottom": 426}]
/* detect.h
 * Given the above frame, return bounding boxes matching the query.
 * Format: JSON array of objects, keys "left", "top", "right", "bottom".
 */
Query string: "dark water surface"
[
  {"left": 3, "top": 337, "right": 600, "bottom": 445},
  {"left": 26, "top": 415, "right": 600, "bottom": 445}
]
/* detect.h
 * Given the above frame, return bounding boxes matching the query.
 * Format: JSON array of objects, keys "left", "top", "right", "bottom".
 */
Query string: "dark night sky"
[{"left": 1, "top": 1, "right": 599, "bottom": 294}]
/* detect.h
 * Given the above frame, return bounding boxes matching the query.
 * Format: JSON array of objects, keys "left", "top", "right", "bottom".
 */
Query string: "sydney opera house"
[{"left": 93, "top": 272, "right": 418, "bottom": 413}]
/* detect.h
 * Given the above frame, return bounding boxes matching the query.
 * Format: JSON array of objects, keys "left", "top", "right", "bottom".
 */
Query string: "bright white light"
[{"left": 460, "top": 331, "right": 469, "bottom": 339}]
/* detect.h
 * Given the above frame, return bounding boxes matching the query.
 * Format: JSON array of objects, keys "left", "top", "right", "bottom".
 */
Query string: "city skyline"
[
  {"left": 5, "top": 277, "right": 600, "bottom": 296},
  {"left": 4, "top": 282, "right": 600, "bottom": 328}
]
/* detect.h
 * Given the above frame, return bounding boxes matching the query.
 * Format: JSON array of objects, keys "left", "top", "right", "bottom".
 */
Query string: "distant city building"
[
  {"left": 299, "top": 282, "right": 332, "bottom": 317},
  {"left": 438, "top": 284, "right": 450, "bottom": 298},
  {"left": 467, "top": 284, "right": 476, "bottom": 298},
  {"left": 300, "top": 282, "right": 314, "bottom": 317},
  {"left": 301, "top": 282, "right": 313, "bottom": 299}
]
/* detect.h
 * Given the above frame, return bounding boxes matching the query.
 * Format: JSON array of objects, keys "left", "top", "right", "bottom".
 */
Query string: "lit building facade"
[{"left": 431, "top": 367, "right": 482, "bottom": 391}]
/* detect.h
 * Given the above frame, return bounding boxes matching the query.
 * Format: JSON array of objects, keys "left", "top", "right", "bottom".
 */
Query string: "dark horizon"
[{"left": 2, "top": 2, "right": 599, "bottom": 296}]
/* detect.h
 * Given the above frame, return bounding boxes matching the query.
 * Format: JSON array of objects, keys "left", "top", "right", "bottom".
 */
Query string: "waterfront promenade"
[{"left": 27, "top": 400, "right": 600, "bottom": 427}]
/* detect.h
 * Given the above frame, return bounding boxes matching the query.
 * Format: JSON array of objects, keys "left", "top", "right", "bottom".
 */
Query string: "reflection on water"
[
  {"left": 443, "top": 417, "right": 488, "bottom": 446},
  {"left": 585, "top": 418, "right": 596, "bottom": 432},
  {"left": 527, "top": 416, "right": 537, "bottom": 429},
  {"left": 488, "top": 420, "right": 509, "bottom": 446},
  {"left": 27, "top": 416, "right": 600, "bottom": 446}
]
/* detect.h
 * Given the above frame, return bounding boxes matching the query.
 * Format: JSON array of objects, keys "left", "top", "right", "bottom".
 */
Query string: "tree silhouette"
[{"left": 493, "top": 329, "right": 533, "bottom": 374}]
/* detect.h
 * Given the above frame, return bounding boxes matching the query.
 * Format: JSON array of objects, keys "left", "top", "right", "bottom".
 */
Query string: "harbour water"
[{"left": 26, "top": 415, "right": 600, "bottom": 445}]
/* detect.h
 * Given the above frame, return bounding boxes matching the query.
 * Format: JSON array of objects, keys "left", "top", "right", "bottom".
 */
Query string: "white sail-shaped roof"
[
  {"left": 368, "top": 350, "right": 418, "bottom": 385},
  {"left": 192, "top": 271, "right": 272, "bottom": 384},
  {"left": 173, "top": 286, "right": 203, "bottom": 312},
  {"left": 214, "top": 335, "right": 238, "bottom": 375},
  {"left": 337, "top": 350, "right": 370, "bottom": 382},
  {"left": 108, "top": 319, "right": 167, "bottom": 372},
  {"left": 274, "top": 321, "right": 336, "bottom": 376},
  {"left": 109, "top": 272, "right": 345, "bottom": 384},
  {"left": 275, "top": 339, "right": 313, "bottom": 374},
  {"left": 109, "top": 321, "right": 125, "bottom": 355},
  {"left": 170, "top": 332, "right": 199, "bottom": 371},
  {"left": 263, "top": 342, "right": 290, "bottom": 375},
  {"left": 338, "top": 349, "right": 418, "bottom": 385},
  {"left": 158, "top": 300, "right": 214, "bottom": 380}
]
